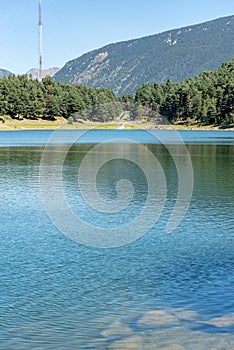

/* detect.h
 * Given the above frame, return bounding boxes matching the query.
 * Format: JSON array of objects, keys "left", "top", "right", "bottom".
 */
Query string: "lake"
[{"left": 0, "top": 129, "right": 233, "bottom": 349}]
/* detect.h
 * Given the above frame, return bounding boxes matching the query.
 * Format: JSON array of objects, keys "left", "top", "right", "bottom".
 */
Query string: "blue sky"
[{"left": 0, "top": 0, "right": 233, "bottom": 74}]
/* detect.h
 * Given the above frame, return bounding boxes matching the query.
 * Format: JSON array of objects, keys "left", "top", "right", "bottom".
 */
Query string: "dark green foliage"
[
  {"left": 0, "top": 59, "right": 233, "bottom": 127},
  {"left": 134, "top": 58, "right": 234, "bottom": 126},
  {"left": 54, "top": 16, "right": 234, "bottom": 95},
  {"left": 0, "top": 75, "right": 119, "bottom": 121}
]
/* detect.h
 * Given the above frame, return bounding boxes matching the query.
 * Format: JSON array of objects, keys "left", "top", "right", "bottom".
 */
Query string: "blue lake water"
[
  {"left": 0, "top": 130, "right": 233, "bottom": 349},
  {"left": 0, "top": 129, "right": 234, "bottom": 146}
]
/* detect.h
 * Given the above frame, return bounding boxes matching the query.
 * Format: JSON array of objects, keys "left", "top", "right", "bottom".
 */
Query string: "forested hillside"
[
  {"left": 54, "top": 16, "right": 234, "bottom": 95},
  {"left": 0, "top": 59, "right": 233, "bottom": 127},
  {"left": 131, "top": 58, "right": 234, "bottom": 126},
  {"left": 0, "top": 75, "right": 119, "bottom": 122}
]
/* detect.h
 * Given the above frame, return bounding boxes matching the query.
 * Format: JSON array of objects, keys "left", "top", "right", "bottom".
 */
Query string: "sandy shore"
[{"left": 0, "top": 117, "right": 233, "bottom": 131}]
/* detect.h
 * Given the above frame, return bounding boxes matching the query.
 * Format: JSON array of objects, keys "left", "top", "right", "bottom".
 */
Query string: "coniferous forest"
[{"left": 0, "top": 58, "right": 233, "bottom": 127}]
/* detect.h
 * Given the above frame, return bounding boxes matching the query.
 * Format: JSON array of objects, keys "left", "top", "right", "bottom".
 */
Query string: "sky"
[{"left": 0, "top": 0, "right": 233, "bottom": 74}]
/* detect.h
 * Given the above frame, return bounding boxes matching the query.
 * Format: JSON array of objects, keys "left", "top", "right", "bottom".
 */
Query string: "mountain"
[
  {"left": 26, "top": 67, "right": 60, "bottom": 79},
  {"left": 54, "top": 15, "right": 234, "bottom": 95},
  {"left": 0, "top": 68, "right": 12, "bottom": 78}
]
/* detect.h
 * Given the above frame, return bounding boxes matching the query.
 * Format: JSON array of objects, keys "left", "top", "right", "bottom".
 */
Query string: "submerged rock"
[
  {"left": 137, "top": 310, "right": 178, "bottom": 329},
  {"left": 174, "top": 309, "right": 199, "bottom": 321},
  {"left": 108, "top": 335, "right": 143, "bottom": 350},
  {"left": 101, "top": 320, "right": 133, "bottom": 338},
  {"left": 204, "top": 313, "right": 234, "bottom": 328},
  {"left": 160, "top": 345, "right": 186, "bottom": 350}
]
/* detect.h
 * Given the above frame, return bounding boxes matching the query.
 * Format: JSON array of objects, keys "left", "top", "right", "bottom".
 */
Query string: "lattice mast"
[{"left": 38, "top": 0, "right": 42, "bottom": 80}]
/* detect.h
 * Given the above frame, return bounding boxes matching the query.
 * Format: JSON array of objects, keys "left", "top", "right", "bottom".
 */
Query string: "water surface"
[{"left": 0, "top": 130, "right": 233, "bottom": 349}]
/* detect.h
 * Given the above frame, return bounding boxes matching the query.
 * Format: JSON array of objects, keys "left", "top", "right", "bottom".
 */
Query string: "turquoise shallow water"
[
  {"left": 0, "top": 130, "right": 233, "bottom": 349},
  {"left": 0, "top": 129, "right": 234, "bottom": 146}
]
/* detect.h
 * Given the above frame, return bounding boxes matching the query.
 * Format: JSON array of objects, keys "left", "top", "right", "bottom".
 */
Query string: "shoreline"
[{"left": 0, "top": 118, "right": 233, "bottom": 131}]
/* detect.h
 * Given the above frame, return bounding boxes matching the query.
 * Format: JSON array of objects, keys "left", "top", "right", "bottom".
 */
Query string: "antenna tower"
[{"left": 38, "top": 0, "right": 42, "bottom": 80}]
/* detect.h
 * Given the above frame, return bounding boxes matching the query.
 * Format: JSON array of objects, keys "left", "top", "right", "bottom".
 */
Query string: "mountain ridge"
[
  {"left": 54, "top": 15, "right": 234, "bottom": 95},
  {"left": 26, "top": 67, "right": 60, "bottom": 79},
  {"left": 0, "top": 67, "right": 60, "bottom": 79},
  {"left": 0, "top": 68, "right": 12, "bottom": 78}
]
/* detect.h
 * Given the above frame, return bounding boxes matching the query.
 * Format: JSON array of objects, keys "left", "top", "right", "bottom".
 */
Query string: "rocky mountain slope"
[
  {"left": 54, "top": 15, "right": 234, "bottom": 95},
  {"left": 0, "top": 68, "right": 12, "bottom": 78},
  {"left": 26, "top": 67, "right": 60, "bottom": 79}
]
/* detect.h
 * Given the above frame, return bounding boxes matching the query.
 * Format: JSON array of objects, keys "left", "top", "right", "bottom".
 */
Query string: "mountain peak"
[
  {"left": 26, "top": 67, "right": 60, "bottom": 79},
  {"left": 0, "top": 68, "right": 12, "bottom": 78}
]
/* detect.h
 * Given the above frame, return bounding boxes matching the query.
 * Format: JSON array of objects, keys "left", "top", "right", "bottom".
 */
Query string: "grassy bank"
[{"left": 0, "top": 116, "right": 233, "bottom": 131}]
